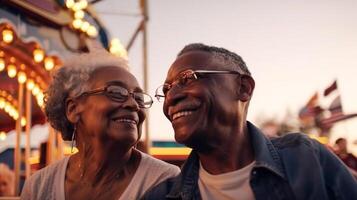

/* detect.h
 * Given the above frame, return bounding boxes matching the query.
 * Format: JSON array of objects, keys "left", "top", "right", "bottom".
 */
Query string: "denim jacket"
[{"left": 142, "top": 122, "right": 357, "bottom": 200}]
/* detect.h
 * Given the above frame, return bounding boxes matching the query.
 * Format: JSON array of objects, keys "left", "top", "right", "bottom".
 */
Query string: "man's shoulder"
[
  {"left": 141, "top": 175, "right": 179, "bottom": 200},
  {"left": 270, "top": 132, "right": 318, "bottom": 150}
]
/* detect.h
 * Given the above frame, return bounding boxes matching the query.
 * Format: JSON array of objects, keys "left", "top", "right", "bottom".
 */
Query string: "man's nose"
[{"left": 165, "top": 85, "right": 187, "bottom": 106}]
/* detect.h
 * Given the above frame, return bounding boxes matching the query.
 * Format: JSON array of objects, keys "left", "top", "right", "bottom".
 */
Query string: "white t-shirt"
[
  {"left": 198, "top": 161, "right": 256, "bottom": 200},
  {"left": 21, "top": 151, "right": 180, "bottom": 200}
]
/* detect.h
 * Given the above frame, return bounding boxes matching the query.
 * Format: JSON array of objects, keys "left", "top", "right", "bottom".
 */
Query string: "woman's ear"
[
  {"left": 238, "top": 75, "right": 255, "bottom": 102},
  {"left": 66, "top": 98, "right": 81, "bottom": 124}
]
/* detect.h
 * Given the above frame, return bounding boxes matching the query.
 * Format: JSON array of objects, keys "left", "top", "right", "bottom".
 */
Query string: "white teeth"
[
  {"left": 172, "top": 111, "right": 193, "bottom": 120},
  {"left": 115, "top": 118, "right": 137, "bottom": 124}
]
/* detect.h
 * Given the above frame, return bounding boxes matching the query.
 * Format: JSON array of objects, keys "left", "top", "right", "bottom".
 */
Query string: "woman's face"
[
  {"left": 0, "top": 174, "right": 13, "bottom": 196},
  {"left": 75, "top": 66, "right": 146, "bottom": 148}
]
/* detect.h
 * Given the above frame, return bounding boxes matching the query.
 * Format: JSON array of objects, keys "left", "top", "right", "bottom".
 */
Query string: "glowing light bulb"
[
  {"left": 21, "top": 117, "right": 26, "bottom": 127},
  {"left": 0, "top": 58, "right": 5, "bottom": 71},
  {"left": 87, "top": 25, "right": 98, "bottom": 37},
  {"left": 2, "top": 29, "right": 13, "bottom": 43},
  {"left": 7, "top": 64, "right": 17, "bottom": 78},
  {"left": 72, "top": 19, "right": 83, "bottom": 29},
  {"left": 44, "top": 57, "right": 54, "bottom": 71},
  {"left": 0, "top": 98, "right": 5, "bottom": 109},
  {"left": 78, "top": 0, "right": 88, "bottom": 9},
  {"left": 33, "top": 49, "right": 44, "bottom": 63},
  {"left": 17, "top": 71, "right": 27, "bottom": 84},
  {"left": 0, "top": 132, "right": 6, "bottom": 141},
  {"left": 4, "top": 102, "right": 11, "bottom": 113},
  {"left": 37, "top": 93, "right": 44, "bottom": 107},
  {"left": 26, "top": 79, "right": 35, "bottom": 90},
  {"left": 13, "top": 111, "right": 19, "bottom": 120},
  {"left": 110, "top": 39, "right": 128, "bottom": 60},
  {"left": 65, "top": 0, "right": 75, "bottom": 8},
  {"left": 74, "top": 10, "right": 84, "bottom": 19},
  {"left": 80, "top": 21, "right": 90, "bottom": 32},
  {"left": 32, "top": 85, "right": 40, "bottom": 96},
  {"left": 72, "top": 2, "right": 81, "bottom": 11}
]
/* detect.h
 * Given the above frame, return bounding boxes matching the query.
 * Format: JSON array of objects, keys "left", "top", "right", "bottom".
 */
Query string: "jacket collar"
[
  {"left": 166, "top": 121, "right": 286, "bottom": 199},
  {"left": 247, "top": 121, "right": 286, "bottom": 178}
]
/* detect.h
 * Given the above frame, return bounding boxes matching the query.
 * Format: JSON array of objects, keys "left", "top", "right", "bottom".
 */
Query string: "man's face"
[{"left": 162, "top": 51, "right": 241, "bottom": 150}]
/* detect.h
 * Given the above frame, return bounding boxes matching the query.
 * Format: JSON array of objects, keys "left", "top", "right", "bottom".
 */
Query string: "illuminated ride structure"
[
  {"left": 0, "top": 1, "right": 190, "bottom": 196},
  {"left": 0, "top": 0, "right": 130, "bottom": 195}
]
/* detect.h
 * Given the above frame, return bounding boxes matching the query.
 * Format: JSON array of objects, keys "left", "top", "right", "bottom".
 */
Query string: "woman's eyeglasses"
[
  {"left": 76, "top": 84, "right": 153, "bottom": 108},
  {"left": 155, "top": 69, "right": 241, "bottom": 102}
]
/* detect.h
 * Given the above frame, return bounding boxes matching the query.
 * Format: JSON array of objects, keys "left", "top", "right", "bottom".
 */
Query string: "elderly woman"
[
  {"left": 0, "top": 163, "right": 15, "bottom": 197},
  {"left": 21, "top": 48, "right": 179, "bottom": 200}
]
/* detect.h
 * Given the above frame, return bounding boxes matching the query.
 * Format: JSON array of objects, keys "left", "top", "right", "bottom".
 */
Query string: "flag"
[
  {"left": 298, "top": 92, "right": 323, "bottom": 128},
  {"left": 319, "top": 113, "right": 357, "bottom": 130},
  {"left": 328, "top": 95, "right": 343, "bottom": 116},
  {"left": 298, "top": 92, "right": 320, "bottom": 119},
  {"left": 323, "top": 80, "right": 337, "bottom": 96}
]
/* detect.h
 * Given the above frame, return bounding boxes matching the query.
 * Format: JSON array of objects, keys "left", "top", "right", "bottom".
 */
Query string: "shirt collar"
[{"left": 166, "top": 121, "right": 286, "bottom": 199}]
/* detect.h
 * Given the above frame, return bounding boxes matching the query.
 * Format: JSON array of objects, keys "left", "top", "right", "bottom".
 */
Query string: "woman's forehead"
[{"left": 89, "top": 66, "right": 140, "bottom": 89}]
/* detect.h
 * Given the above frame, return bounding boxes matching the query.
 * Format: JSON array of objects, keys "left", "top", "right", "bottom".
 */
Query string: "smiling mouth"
[{"left": 172, "top": 110, "right": 195, "bottom": 121}]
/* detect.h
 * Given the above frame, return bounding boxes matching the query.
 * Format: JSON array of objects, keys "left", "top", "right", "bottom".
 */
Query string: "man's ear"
[
  {"left": 65, "top": 98, "right": 81, "bottom": 124},
  {"left": 238, "top": 75, "right": 255, "bottom": 102}
]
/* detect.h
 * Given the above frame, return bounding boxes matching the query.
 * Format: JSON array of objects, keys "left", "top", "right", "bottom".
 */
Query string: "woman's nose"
[{"left": 121, "top": 94, "right": 140, "bottom": 111}]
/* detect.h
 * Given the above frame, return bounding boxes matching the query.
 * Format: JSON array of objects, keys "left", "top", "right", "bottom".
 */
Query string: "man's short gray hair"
[
  {"left": 44, "top": 48, "right": 129, "bottom": 140},
  {"left": 177, "top": 43, "right": 251, "bottom": 76}
]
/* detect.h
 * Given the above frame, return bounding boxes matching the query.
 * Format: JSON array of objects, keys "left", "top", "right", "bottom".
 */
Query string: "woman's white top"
[{"left": 21, "top": 151, "right": 180, "bottom": 200}]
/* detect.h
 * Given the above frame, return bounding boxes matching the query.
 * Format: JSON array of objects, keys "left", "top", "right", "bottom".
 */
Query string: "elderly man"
[{"left": 143, "top": 43, "right": 357, "bottom": 200}]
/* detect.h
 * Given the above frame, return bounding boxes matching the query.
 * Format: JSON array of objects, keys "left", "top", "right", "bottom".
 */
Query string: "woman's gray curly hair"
[{"left": 45, "top": 48, "right": 129, "bottom": 141}]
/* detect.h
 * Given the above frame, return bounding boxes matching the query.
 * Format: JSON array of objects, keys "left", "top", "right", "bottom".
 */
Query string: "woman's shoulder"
[
  {"left": 21, "top": 157, "right": 69, "bottom": 198},
  {"left": 30, "top": 157, "right": 69, "bottom": 182},
  {"left": 139, "top": 151, "right": 180, "bottom": 174}
]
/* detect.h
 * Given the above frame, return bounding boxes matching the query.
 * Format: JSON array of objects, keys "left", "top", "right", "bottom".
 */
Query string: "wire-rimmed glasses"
[
  {"left": 76, "top": 84, "right": 153, "bottom": 108},
  {"left": 155, "top": 69, "right": 241, "bottom": 102}
]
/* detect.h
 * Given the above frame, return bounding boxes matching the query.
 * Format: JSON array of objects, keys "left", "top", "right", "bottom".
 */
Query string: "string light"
[
  {"left": 110, "top": 38, "right": 128, "bottom": 59},
  {"left": 7, "top": 64, "right": 17, "bottom": 78},
  {"left": 80, "top": 21, "right": 90, "bottom": 32},
  {"left": 33, "top": 49, "right": 44, "bottom": 63},
  {"left": 2, "top": 29, "right": 13, "bottom": 43},
  {"left": 26, "top": 79, "right": 35, "bottom": 90},
  {"left": 44, "top": 57, "right": 54, "bottom": 71},
  {"left": 87, "top": 25, "right": 98, "bottom": 37},
  {"left": 36, "top": 92, "right": 44, "bottom": 107},
  {"left": 0, "top": 132, "right": 6, "bottom": 141},
  {"left": 65, "top": 0, "right": 75, "bottom": 8},
  {"left": 32, "top": 85, "right": 40, "bottom": 96},
  {"left": 17, "top": 71, "right": 27, "bottom": 84},
  {"left": 0, "top": 98, "right": 5, "bottom": 109},
  {"left": 72, "top": 19, "right": 83, "bottom": 29},
  {"left": 78, "top": 0, "right": 88, "bottom": 10},
  {"left": 0, "top": 58, "right": 5, "bottom": 71},
  {"left": 74, "top": 10, "right": 84, "bottom": 19},
  {"left": 21, "top": 117, "right": 26, "bottom": 127}
]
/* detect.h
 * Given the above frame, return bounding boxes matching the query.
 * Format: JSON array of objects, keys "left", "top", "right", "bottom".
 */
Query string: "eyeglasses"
[
  {"left": 76, "top": 84, "right": 153, "bottom": 108},
  {"left": 155, "top": 69, "right": 241, "bottom": 102}
]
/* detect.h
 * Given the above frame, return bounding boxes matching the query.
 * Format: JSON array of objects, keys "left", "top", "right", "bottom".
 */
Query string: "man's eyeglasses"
[
  {"left": 76, "top": 84, "right": 153, "bottom": 108},
  {"left": 155, "top": 69, "right": 241, "bottom": 102}
]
